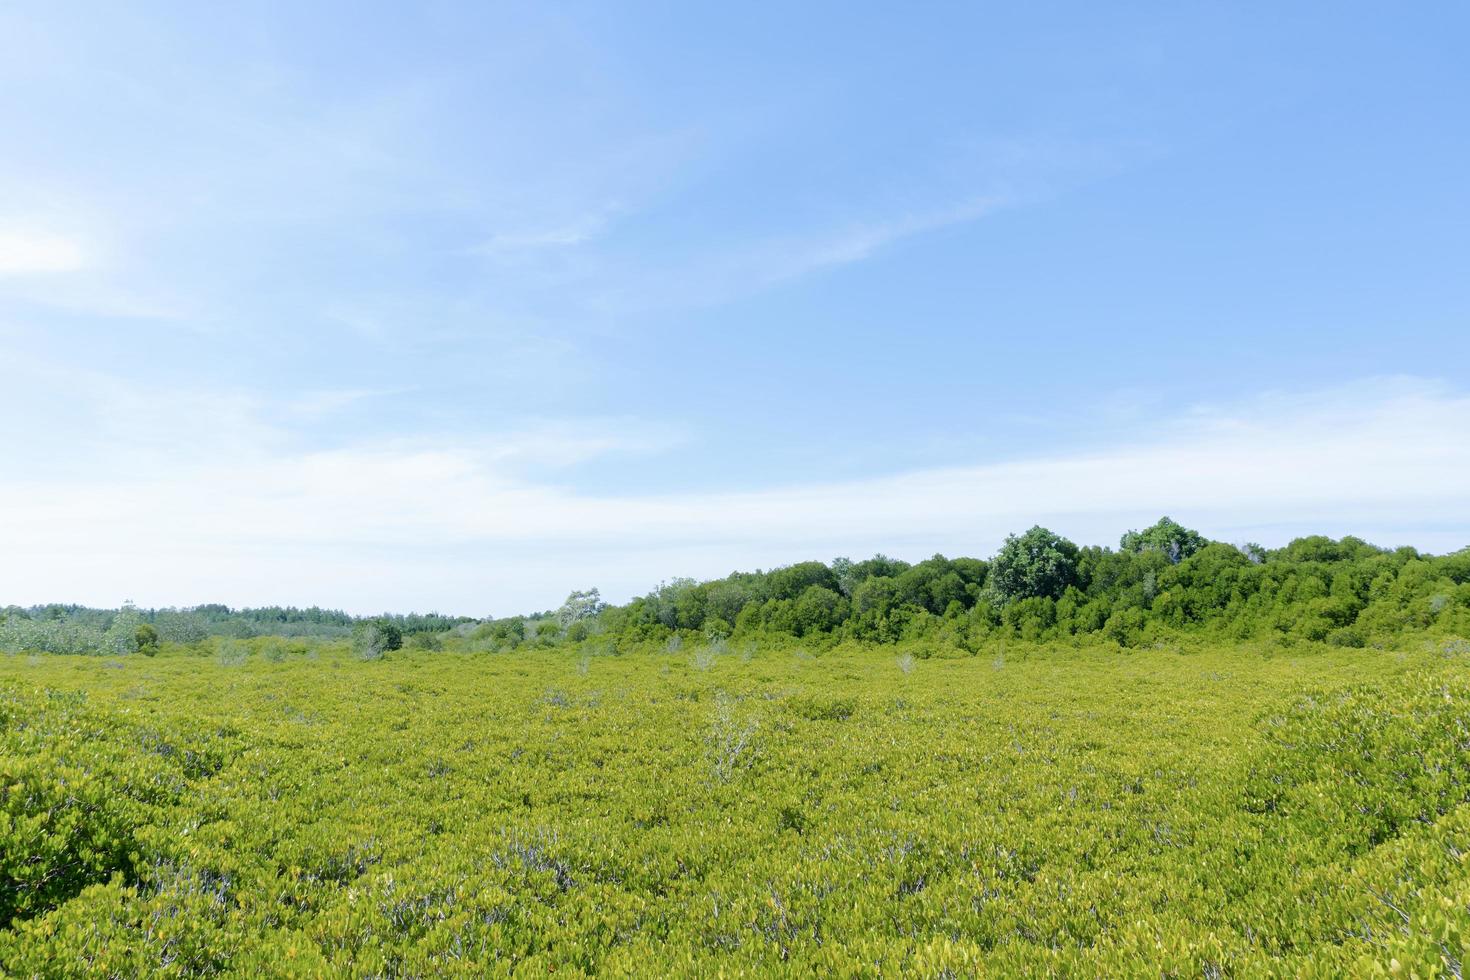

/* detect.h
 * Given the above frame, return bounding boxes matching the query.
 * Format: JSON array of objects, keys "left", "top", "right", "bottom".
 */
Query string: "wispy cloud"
[
  {"left": 0, "top": 230, "right": 89, "bottom": 274},
  {"left": 585, "top": 194, "right": 1008, "bottom": 316},
  {"left": 761, "top": 196, "right": 1004, "bottom": 283},
  {"left": 0, "top": 376, "right": 1463, "bottom": 615},
  {"left": 285, "top": 387, "right": 415, "bottom": 420},
  {"left": 473, "top": 202, "right": 626, "bottom": 254}
]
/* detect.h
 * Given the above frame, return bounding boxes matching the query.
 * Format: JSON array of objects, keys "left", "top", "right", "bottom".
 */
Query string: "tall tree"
[
  {"left": 988, "top": 526, "right": 1080, "bottom": 603},
  {"left": 1120, "top": 516, "right": 1209, "bottom": 564}
]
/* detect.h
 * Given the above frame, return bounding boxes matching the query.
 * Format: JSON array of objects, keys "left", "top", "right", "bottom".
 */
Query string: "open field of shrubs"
[{"left": 3, "top": 636, "right": 1468, "bottom": 976}]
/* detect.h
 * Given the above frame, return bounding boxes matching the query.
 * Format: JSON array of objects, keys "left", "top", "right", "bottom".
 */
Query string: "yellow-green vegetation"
[{"left": 3, "top": 639, "right": 1469, "bottom": 977}]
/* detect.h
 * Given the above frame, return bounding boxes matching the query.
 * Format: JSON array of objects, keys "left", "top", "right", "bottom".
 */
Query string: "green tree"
[
  {"left": 705, "top": 580, "right": 753, "bottom": 625},
  {"left": 767, "top": 562, "right": 840, "bottom": 601},
  {"left": 647, "top": 578, "right": 698, "bottom": 629},
  {"left": 105, "top": 602, "right": 145, "bottom": 655},
  {"left": 1119, "top": 516, "right": 1208, "bottom": 564},
  {"left": 791, "top": 585, "right": 848, "bottom": 636},
  {"left": 988, "top": 526, "right": 1080, "bottom": 603},
  {"left": 555, "top": 589, "right": 605, "bottom": 630}
]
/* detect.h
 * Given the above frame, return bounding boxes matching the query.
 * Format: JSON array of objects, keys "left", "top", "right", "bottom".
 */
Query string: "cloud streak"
[
  {"left": 581, "top": 195, "right": 1008, "bottom": 316},
  {"left": 472, "top": 202, "right": 627, "bottom": 254}
]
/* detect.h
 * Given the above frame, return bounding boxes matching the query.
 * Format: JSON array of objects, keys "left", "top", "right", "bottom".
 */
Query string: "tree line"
[
  {"left": 582, "top": 517, "right": 1470, "bottom": 650},
  {"left": 5, "top": 517, "right": 1467, "bottom": 656},
  {"left": 0, "top": 603, "right": 476, "bottom": 656}
]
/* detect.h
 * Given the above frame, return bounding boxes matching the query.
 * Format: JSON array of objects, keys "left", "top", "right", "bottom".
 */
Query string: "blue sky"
[{"left": 2, "top": 2, "right": 1468, "bottom": 615}]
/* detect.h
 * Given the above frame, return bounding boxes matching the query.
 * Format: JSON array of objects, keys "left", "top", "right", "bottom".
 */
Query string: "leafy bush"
[
  {"left": 788, "top": 694, "right": 856, "bottom": 721},
  {"left": 352, "top": 619, "right": 403, "bottom": 660},
  {"left": 0, "top": 685, "right": 241, "bottom": 929},
  {"left": 134, "top": 623, "right": 160, "bottom": 655},
  {"left": 215, "top": 639, "right": 249, "bottom": 666},
  {"left": 1244, "top": 676, "right": 1470, "bottom": 854}
]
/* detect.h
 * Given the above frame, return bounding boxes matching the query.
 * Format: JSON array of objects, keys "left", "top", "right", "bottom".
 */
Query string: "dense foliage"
[
  {"left": 590, "top": 520, "right": 1470, "bottom": 654},
  {"left": 2, "top": 638, "right": 1468, "bottom": 974}
]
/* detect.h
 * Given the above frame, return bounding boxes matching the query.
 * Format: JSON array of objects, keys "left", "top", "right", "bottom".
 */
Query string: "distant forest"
[{"left": 4, "top": 518, "right": 1468, "bottom": 656}]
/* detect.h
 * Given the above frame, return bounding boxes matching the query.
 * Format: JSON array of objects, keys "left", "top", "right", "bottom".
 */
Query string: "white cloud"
[
  {"left": 0, "top": 230, "right": 88, "bottom": 274},
  {"left": 0, "top": 375, "right": 1466, "bottom": 615}
]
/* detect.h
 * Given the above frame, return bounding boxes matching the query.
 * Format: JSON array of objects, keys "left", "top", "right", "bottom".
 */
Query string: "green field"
[{"left": 4, "top": 640, "right": 1468, "bottom": 976}]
